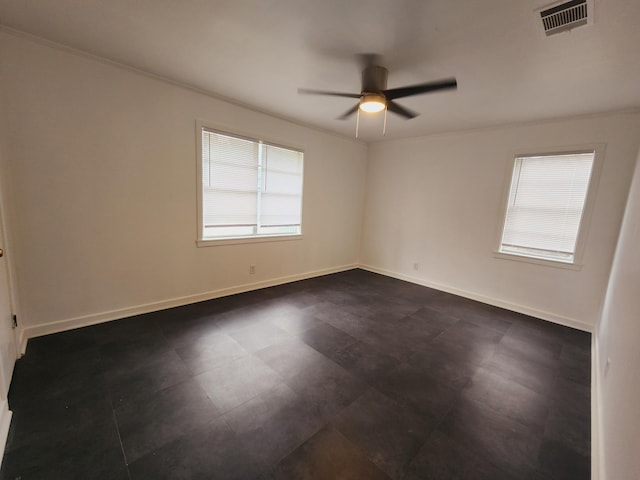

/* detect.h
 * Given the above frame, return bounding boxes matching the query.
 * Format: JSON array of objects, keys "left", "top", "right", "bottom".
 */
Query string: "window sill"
[
  {"left": 493, "top": 251, "right": 583, "bottom": 271},
  {"left": 197, "top": 234, "right": 303, "bottom": 247}
]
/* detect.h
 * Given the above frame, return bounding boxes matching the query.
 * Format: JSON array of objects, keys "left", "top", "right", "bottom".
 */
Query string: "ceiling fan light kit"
[
  {"left": 359, "top": 93, "right": 386, "bottom": 113},
  {"left": 298, "top": 59, "right": 457, "bottom": 137}
]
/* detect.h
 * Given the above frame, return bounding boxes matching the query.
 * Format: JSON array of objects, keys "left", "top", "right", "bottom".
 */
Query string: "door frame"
[{"left": 0, "top": 142, "right": 19, "bottom": 461}]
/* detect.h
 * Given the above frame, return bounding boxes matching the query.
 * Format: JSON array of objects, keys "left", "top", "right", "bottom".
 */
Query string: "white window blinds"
[
  {"left": 499, "top": 151, "right": 595, "bottom": 263},
  {"left": 261, "top": 144, "right": 304, "bottom": 228},
  {"left": 201, "top": 129, "right": 303, "bottom": 240},
  {"left": 202, "top": 131, "right": 259, "bottom": 229}
]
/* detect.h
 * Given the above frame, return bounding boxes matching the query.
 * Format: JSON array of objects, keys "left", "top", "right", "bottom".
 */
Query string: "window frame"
[
  {"left": 195, "top": 121, "right": 305, "bottom": 247},
  {"left": 494, "top": 144, "right": 605, "bottom": 270}
]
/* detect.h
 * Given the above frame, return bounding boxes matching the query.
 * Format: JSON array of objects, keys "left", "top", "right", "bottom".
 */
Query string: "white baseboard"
[
  {"left": 19, "top": 263, "right": 358, "bottom": 353},
  {"left": 0, "top": 399, "right": 12, "bottom": 468},
  {"left": 16, "top": 327, "right": 27, "bottom": 359},
  {"left": 20, "top": 262, "right": 593, "bottom": 352},
  {"left": 359, "top": 264, "right": 593, "bottom": 332}
]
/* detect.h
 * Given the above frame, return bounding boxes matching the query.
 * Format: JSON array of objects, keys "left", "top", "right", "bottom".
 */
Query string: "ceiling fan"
[{"left": 298, "top": 57, "right": 457, "bottom": 135}]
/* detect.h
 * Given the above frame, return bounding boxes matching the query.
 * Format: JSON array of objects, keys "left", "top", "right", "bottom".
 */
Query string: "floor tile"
[
  {"left": 222, "top": 383, "right": 326, "bottom": 469},
  {"left": 363, "top": 305, "right": 419, "bottom": 324},
  {"left": 408, "top": 346, "right": 478, "bottom": 390},
  {"left": 115, "top": 379, "right": 219, "bottom": 463},
  {"left": 509, "top": 317, "right": 568, "bottom": 348},
  {"left": 20, "top": 326, "right": 98, "bottom": 360},
  {"left": 317, "top": 289, "right": 363, "bottom": 307},
  {"left": 270, "top": 426, "right": 392, "bottom": 480},
  {"left": 106, "top": 349, "right": 191, "bottom": 406},
  {"left": 255, "top": 339, "right": 324, "bottom": 376},
  {"left": 329, "top": 340, "right": 403, "bottom": 387},
  {"left": 549, "top": 376, "right": 591, "bottom": 420},
  {"left": 229, "top": 322, "right": 292, "bottom": 352},
  {"left": 276, "top": 291, "right": 324, "bottom": 309},
  {"left": 214, "top": 305, "right": 271, "bottom": 334},
  {"left": 502, "top": 322, "right": 564, "bottom": 362},
  {"left": 562, "top": 328, "right": 591, "bottom": 350},
  {"left": 175, "top": 332, "right": 250, "bottom": 375},
  {"left": 425, "top": 293, "right": 484, "bottom": 317},
  {"left": 216, "top": 301, "right": 299, "bottom": 334},
  {"left": 194, "top": 355, "right": 284, "bottom": 414},
  {"left": 461, "top": 367, "right": 549, "bottom": 431},
  {"left": 537, "top": 439, "right": 590, "bottom": 480},
  {"left": 315, "top": 307, "right": 375, "bottom": 337},
  {"left": 294, "top": 322, "right": 358, "bottom": 358},
  {"left": 544, "top": 406, "right": 591, "bottom": 457},
  {"left": 404, "top": 429, "right": 517, "bottom": 480},
  {"left": 1, "top": 418, "right": 128, "bottom": 480},
  {"left": 431, "top": 320, "right": 503, "bottom": 366},
  {"left": 99, "top": 332, "right": 173, "bottom": 378},
  {"left": 482, "top": 348, "right": 556, "bottom": 397},
  {"left": 93, "top": 312, "right": 178, "bottom": 345},
  {"left": 281, "top": 354, "right": 367, "bottom": 419},
  {"left": 495, "top": 333, "right": 561, "bottom": 371},
  {"left": 336, "top": 315, "right": 443, "bottom": 363},
  {"left": 9, "top": 343, "right": 104, "bottom": 409},
  {"left": 161, "top": 316, "right": 224, "bottom": 350},
  {"left": 405, "top": 305, "right": 459, "bottom": 331},
  {"left": 266, "top": 303, "right": 326, "bottom": 334},
  {"left": 6, "top": 381, "right": 113, "bottom": 453},
  {"left": 557, "top": 343, "right": 591, "bottom": 386},
  {"left": 377, "top": 362, "right": 460, "bottom": 422},
  {"left": 438, "top": 397, "right": 544, "bottom": 477},
  {"left": 427, "top": 294, "right": 515, "bottom": 334},
  {"left": 129, "top": 418, "right": 262, "bottom": 480},
  {"left": 332, "top": 389, "right": 434, "bottom": 479}
]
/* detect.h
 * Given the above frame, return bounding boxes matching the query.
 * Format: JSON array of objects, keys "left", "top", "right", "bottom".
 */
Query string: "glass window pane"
[
  {"left": 500, "top": 152, "right": 595, "bottom": 263},
  {"left": 200, "top": 129, "right": 303, "bottom": 241}
]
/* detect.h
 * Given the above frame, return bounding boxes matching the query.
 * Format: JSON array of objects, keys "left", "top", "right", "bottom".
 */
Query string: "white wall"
[
  {"left": 361, "top": 113, "right": 640, "bottom": 329},
  {"left": 596, "top": 149, "right": 640, "bottom": 480},
  {"left": 0, "top": 31, "right": 367, "bottom": 343}
]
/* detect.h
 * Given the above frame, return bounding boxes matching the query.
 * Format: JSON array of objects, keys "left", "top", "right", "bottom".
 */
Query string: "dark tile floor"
[{"left": 0, "top": 269, "right": 591, "bottom": 479}]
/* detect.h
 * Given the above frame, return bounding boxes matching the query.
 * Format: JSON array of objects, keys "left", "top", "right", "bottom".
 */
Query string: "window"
[
  {"left": 498, "top": 150, "right": 596, "bottom": 264},
  {"left": 197, "top": 127, "right": 303, "bottom": 243}
]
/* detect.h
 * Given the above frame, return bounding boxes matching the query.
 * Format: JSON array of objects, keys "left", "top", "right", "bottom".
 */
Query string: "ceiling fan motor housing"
[{"left": 362, "top": 65, "right": 388, "bottom": 93}]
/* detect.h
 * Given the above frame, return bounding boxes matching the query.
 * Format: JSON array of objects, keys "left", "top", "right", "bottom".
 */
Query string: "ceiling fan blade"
[
  {"left": 298, "top": 88, "right": 361, "bottom": 99},
  {"left": 384, "top": 77, "right": 457, "bottom": 100},
  {"left": 386, "top": 100, "right": 418, "bottom": 119},
  {"left": 337, "top": 103, "right": 360, "bottom": 120}
]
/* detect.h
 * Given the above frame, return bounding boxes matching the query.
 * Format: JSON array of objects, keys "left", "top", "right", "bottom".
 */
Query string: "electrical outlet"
[{"left": 249, "top": 264, "right": 256, "bottom": 275}]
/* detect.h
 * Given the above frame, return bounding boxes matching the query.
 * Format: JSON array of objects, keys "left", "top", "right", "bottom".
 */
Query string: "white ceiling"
[{"left": 1, "top": 0, "right": 639, "bottom": 141}]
